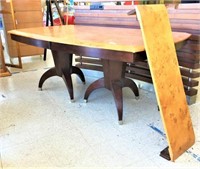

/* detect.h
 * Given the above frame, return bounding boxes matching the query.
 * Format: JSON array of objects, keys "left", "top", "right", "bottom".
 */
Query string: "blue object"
[
  {"left": 0, "top": 18, "right": 3, "bottom": 29},
  {"left": 90, "top": 4, "right": 104, "bottom": 10},
  {"left": 69, "top": 0, "right": 74, "bottom": 6}
]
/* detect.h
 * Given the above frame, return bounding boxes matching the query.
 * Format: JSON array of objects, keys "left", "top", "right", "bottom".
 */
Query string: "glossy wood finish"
[
  {"left": 9, "top": 23, "right": 193, "bottom": 159},
  {"left": 38, "top": 51, "right": 85, "bottom": 101},
  {"left": 74, "top": 2, "right": 200, "bottom": 99},
  {"left": 84, "top": 60, "right": 139, "bottom": 123},
  {"left": 9, "top": 25, "right": 190, "bottom": 122},
  {"left": 136, "top": 4, "right": 195, "bottom": 161},
  {"left": 9, "top": 26, "right": 189, "bottom": 55},
  {"left": 10, "top": 33, "right": 86, "bottom": 101}
]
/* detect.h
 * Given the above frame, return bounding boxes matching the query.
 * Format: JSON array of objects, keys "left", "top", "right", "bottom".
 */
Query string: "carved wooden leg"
[
  {"left": 38, "top": 67, "right": 57, "bottom": 89},
  {"left": 72, "top": 66, "right": 86, "bottom": 84},
  {"left": 84, "top": 78, "right": 105, "bottom": 101}
]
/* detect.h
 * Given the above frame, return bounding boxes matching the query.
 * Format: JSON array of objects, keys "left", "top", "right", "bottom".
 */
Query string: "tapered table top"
[{"left": 9, "top": 25, "right": 191, "bottom": 53}]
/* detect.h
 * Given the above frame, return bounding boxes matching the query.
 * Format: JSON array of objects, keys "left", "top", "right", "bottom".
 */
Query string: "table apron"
[
  {"left": 11, "top": 34, "right": 143, "bottom": 63},
  {"left": 11, "top": 34, "right": 50, "bottom": 49},
  {"left": 50, "top": 43, "right": 135, "bottom": 63}
]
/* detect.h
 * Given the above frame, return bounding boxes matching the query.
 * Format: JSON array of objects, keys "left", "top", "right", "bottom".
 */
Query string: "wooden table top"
[{"left": 8, "top": 25, "right": 191, "bottom": 53}]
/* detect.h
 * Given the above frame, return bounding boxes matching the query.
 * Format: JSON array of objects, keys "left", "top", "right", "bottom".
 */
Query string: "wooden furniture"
[
  {"left": 0, "top": 1, "right": 11, "bottom": 76},
  {"left": 136, "top": 4, "right": 195, "bottom": 162},
  {"left": 1, "top": 0, "right": 43, "bottom": 68},
  {"left": 8, "top": 25, "right": 144, "bottom": 118},
  {"left": 0, "top": 33, "right": 11, "bottom": 77},
  {"left": 165, "top": 3, "right": 200, "bottom": 103},
  {"left": 43, "top": 0, "right": 68, "bottom": 61},
  {"left": 8, "top": 25, "right": 189, "bottom": 115},
  {"left": 74, "top": 1, "right": 200, "bottom": 104},
  {"left": 8, "top": 25, "right": 192, "bottom": 160},
  {"left": 0, "top": 0, "right": 22, "bottom": 68}
]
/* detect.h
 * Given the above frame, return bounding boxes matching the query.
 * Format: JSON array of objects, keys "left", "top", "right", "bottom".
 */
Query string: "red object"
[
  {"left": 53, "top": 18, "right": 62, "bottom": 26},
  {"left": 124, "top": 1, "right": 132, "bottom": 5},
  {"left": 64, "top": 15, "right": 75, "bottom": 25},
  {"left": 124, "top": 1, "right": 139, "bottom": 5},
  {"left": 134, "top": 1, "right": 139, "bottom": 5},
  {"left": 53, "top": 15, "right": 75, "bottom": 26}
]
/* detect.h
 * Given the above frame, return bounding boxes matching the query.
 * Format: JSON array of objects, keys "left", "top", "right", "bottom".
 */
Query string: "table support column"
[
  {"left": 84, "top": 59, "right": 139, "bottom": 124},
  {"left": 39, "top": 50, "right": 85, "bottom": 101}
]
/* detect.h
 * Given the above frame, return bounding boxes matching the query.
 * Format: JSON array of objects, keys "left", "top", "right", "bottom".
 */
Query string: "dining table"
[
  {"left": 8, "top": 25, "right": 190, "bottom": 122},
  {"left": 8, "top": 25, "right": 192, "bottom": 161}
]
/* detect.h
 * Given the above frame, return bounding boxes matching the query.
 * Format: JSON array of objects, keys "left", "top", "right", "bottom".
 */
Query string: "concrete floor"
[{"left": 0, "top": 53, "right": 200, "bottom": 169}]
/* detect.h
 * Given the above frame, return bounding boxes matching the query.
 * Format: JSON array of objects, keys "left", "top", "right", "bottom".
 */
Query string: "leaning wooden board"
[{"left": 135, "top": 4, "right": 195, "bottom": 161}]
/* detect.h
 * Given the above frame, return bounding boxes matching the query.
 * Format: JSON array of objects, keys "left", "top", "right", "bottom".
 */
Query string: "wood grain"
[
  {"left": 8, "top": 25, "right": 190, "bottom": 54},
  {"left": 135, "top": 4, "right": 195, "bottom": 161}
]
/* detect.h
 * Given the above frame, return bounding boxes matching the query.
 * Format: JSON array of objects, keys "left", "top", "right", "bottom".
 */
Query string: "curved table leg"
[
  {"left": 62, "top": 71, "right": 74, "bottom": 101},
  {"left": 38, "top": 51, "right": 85, "bottom": 101},
  {"left": 72, "top": 66, "right": 86, "bottom": 84},
  {"left": 111, "top": 80, "right": 123, "bottom": 124},
  {"left": 84, "top": 78, "right": 105, "bottom": 101},
  {"left": 83, "top": 59, "right": 139, "bottom": 124},
  {"left": 38, "top": 67, "right": 57, "bottom": 89},
  {"left": 111, "top": 78, "right": 139, "bottom": 125},
  {"left": 121, "top": 78, "right": 139, "bottom": 99}
]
